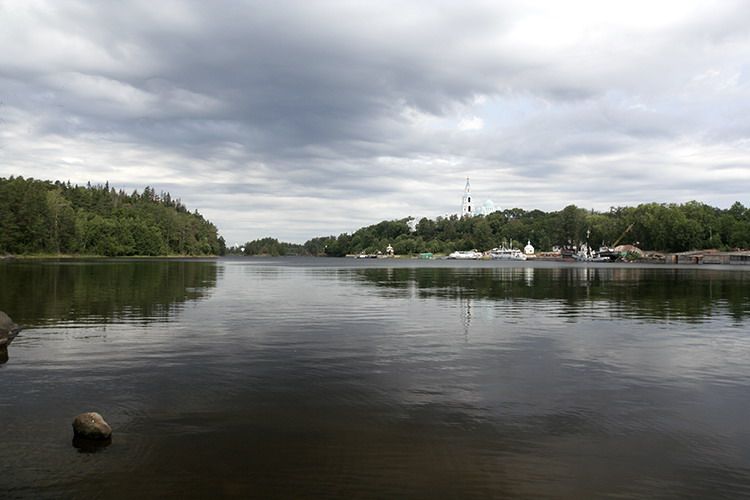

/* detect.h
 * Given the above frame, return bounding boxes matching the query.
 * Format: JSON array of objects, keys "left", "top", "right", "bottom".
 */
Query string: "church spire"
[{"left": 461, "top": 177, "right": 474, "bottom": 217}]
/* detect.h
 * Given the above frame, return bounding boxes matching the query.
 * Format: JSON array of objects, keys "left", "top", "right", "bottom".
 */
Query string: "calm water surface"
[{"left": 1, "top": 257, "right": 750, "bottom": 499}]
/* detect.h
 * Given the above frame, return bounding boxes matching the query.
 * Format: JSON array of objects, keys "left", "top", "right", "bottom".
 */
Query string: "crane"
[
  {"left": 597, "top": 223, "right": 635, "bottom": 261},
  {"left": 612, "top": 223, "right": 634, "bottom": 248}
]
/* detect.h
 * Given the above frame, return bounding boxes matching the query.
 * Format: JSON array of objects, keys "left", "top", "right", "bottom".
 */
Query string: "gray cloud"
[{"left": 2, "top": 0, "right": 750, "bottom": 243}]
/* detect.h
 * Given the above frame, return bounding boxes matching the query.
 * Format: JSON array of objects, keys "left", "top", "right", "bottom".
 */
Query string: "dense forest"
[
  {"left": 226, "top": 237, "right": 303, "bottom": 257},
  {"left": 299, "top": 201, "right": 750, "bottom": 257},
  {"left": 0, "top": 176, "right": 226, "bottom": 256},
  {"left": 16, "top": 172, "right": 742, "bottom": 259}
]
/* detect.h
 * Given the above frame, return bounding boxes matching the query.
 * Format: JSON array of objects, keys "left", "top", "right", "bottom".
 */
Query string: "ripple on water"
[{"left": 4, "top": 260, "right": 750, "bottom": 498}]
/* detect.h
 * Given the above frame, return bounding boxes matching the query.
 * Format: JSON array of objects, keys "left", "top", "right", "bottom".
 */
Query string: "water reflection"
[
  {"left": 352, "top": 266, "right": 750, "bottom": 323},
  {"left": 0, "top": 341, "right": 12, "bottom": 364},
  {"left": 0, "top": 259, "right": 218, "bottom": 363},
  {"left": 71, "top": 435, "right": 112, "bottom": 453},
  {"left": 0, "top": 259, "right": 219, "bottom": 327},
  {"left": 3, "top": 259, "right": 750, "bottom": 499}
]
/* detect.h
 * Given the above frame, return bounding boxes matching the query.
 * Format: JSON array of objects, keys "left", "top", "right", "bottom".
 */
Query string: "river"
[{"left": 2, "top": 257, "right": 749, "bottom": 499}]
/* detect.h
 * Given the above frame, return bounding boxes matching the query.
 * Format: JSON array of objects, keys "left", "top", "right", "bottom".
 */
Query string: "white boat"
[
  {"left": 489, "top": 246, "right": 527, "bottom": 261},
  {"left": 448, "top": 250, "right": 483, "bottom": 259},
  {"left": 571, "top": 243, "right": 608, "bottom": 262}
]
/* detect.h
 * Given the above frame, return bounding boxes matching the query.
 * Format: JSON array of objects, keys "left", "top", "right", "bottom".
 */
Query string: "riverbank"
[{"left": 1, "top": 254, "right": 221, "bottom": 259}]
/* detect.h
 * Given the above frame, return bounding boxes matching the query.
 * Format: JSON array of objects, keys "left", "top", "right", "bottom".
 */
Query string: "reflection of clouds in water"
[
  {"left": 5, "top": 260, "right": 750, "bottom": 498},
  {"left": 330, "top": 264, "right": 750, "bottom": 416},
  {"left": 126, "top": 262, "right": 750, "bottom": 461}
]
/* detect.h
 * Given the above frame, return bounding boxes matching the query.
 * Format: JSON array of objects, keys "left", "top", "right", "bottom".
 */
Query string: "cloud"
[
  {"left": 459, "top": 117, "right": 484, "bottom": 131},
  {"left": 2, "top": 0, "right": 750, "bottom": 243}
]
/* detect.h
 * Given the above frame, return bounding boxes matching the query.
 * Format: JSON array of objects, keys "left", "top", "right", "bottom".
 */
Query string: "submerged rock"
[{"left": 72, "top": 412, "right": 112, "bottom": 440}]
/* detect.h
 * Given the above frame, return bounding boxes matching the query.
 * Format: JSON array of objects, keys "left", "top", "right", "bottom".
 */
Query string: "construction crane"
[{"left": 612, "top": 223, "right": 634, "bottom": 248}]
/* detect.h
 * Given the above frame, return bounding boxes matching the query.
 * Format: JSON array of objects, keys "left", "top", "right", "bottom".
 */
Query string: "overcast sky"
[{"left": 2, "top": 1, "right": 749, "bottom": 244}]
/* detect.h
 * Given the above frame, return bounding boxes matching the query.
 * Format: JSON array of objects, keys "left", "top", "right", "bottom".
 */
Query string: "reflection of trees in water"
[
  {"left": 352, "top": 267, "right": 750, "bottom": 322},
  {"left": 0, "top": 259, "right": 218, "bottom": 326}
]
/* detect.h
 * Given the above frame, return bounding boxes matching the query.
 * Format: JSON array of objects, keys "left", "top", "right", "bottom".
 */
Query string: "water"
[{"left": 2, "top": 257, "right": 750, "bottom": 499}]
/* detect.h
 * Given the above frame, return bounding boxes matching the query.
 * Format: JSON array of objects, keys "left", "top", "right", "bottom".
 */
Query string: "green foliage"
[
  {"left": 303, "top": 201, "right": 750, "bottom": 256},
  {"left": 223, "top": 238, "right": 304, "bottom": 256},
  {"left": 300, "top": 236, "right": 330, "bottom": 256},
  {"left": 472, "top": 219, "right": 495, "bottom": 250},
  {"left": 556, "top": 205, "right": 589, "bottom": 247},
  {"left": 239, "top": 237, "right": 298, "bottom": 256},
  {"left": 0, "top": 176, "right": 224, "bottom": 256}
]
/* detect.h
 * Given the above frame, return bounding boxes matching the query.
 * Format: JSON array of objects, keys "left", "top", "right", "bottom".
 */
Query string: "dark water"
[{"left": 2, "top": 257, "right": 750, "bottom": 499}]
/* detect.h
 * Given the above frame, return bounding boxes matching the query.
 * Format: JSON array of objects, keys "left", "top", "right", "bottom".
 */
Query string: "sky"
[{"left": 2, "top": 1, "right": 750, "bottom": 244}]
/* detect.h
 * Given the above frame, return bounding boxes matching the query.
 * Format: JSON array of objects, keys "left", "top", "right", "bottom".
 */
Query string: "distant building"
[
  {"left": 460, "top": 178, "right": 474, "bottom": 216},
  {"left": 480, "top": 198, "right": 498, "bottom": 216},
  {"left": 460, "top": 177, "right": 498, "bottom": 217}
]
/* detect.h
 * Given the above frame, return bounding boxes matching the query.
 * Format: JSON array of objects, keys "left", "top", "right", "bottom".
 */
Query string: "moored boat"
[
  {"left": 560, "top": 248, "right": 576, "bottom": 259},
  {"left": 448, "top": 250, "right": 483, "bottom": 259},
  {"left": 597, "top": 246, "right": 620, "bottom": 261},
  {"left": 489, "top": 246, "right": 527, "bottom": 260},
  {"left": 571, "top": 243, "right": 608, "bottom": 262}
]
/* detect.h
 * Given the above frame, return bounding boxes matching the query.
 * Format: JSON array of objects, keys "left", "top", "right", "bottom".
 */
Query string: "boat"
[
  {"left": 560, "top": 248, "right": 576, "bottom": 259},
  {"left": 489, "top": 246, "right": 527, "bottom": 261},
  {"left": 596, "top": 223, "right": 634, "bottom": 261},
  {"left": 573, "top": 253, "right": 608, "bottom": 262},
  {"left": 597, "top": 246, "right": 620, "bottom": 261},
  {"left": 448, "top": 250, "right": 483, "bottom": 259},
  {"left": 571, "top": 243, "right": 608, "bottom": 262}
]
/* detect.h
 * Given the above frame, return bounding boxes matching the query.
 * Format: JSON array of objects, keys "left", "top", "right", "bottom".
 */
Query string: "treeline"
[
  {"left": 227, "top": 237, "right": 304, "bottom": 256},
  {"left": 0, "top": 176, "right": 226, "bottom": 256},
  {"left": 301, "top": 201, "right": 750, "bottom": 256}
]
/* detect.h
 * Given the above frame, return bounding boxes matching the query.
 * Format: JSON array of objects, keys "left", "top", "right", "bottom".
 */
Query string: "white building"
[{"left": 461, "top": 178, "right": 498, "bottom": 217}]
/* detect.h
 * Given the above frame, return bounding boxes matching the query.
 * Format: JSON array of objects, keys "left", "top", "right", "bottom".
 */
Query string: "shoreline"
[
  {"left": 4, "top": 252, "right": 749, "bottom": 266},
  {"left": 1, "top": 254, "right": 220, "bottom": 260}
]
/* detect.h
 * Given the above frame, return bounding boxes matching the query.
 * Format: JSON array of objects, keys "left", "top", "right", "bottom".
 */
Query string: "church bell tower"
[{"left": 461, "top": 177, "right": 474, "bottom": 217}]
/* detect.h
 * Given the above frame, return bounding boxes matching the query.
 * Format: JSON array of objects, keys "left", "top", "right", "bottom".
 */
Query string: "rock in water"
[
  {"left": 0, "top": 311, "right": 21, "bottom": 351},
  {"left": 0, "top": 311, "right": 21, "bottom": 336},
  {"left": 72, "top": 412, "right": 112, "bottom": 440}
]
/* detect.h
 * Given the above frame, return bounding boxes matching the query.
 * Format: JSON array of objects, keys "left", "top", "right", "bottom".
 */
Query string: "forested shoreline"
[
  {"left": 294, "top": 201, "right": 750, "bottom": 257},
  {"left": 7, "top": 175, "right": 746, "bottom": 259},
  {"left": 0, "top": 176, "right": 226, "bottom": 257}
]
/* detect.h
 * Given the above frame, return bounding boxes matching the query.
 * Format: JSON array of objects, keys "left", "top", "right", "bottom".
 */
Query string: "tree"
[
  {"left": 556, "top": 205, "right": 588, "bottom": 247},
  {"left": 415, "top": 217, "right": 437, "bottom": 239},
  {"left": 300, "top": 198, "right": 749, "bottom": 256},
  {"left": 46, "top": 188, "right": 76, "bottom": 254},
  {"left": 472, "top": 219, "right": 495, "bottom": 251},
  {"left": 0, "top": 177, "right": 224, "bottom": 256}
]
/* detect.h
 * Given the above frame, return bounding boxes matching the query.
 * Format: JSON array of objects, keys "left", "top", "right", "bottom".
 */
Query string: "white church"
[
  {"left": 408, "top": 177, "right": 501, "bottom": 233},
  {"left": 460, "top": 177, "right": 499, "bottom": 217},
  {"left": 460, "top": 178, "right": 535, "bottom": 254}
]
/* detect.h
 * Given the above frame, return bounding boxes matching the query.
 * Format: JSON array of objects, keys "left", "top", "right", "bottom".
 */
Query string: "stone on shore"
[{"left": 72, "top": 412, "right": 112, "bottom": 440}]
